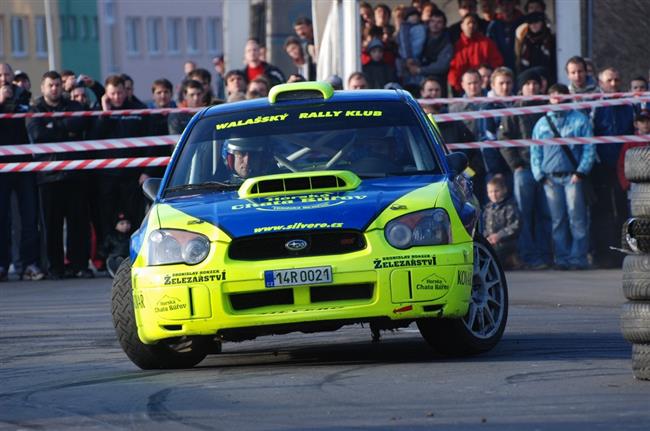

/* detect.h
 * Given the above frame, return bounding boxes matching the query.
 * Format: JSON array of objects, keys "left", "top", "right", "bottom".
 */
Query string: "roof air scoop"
[{"left": 238, "top": 170, "right": 361, "bottom": 198}]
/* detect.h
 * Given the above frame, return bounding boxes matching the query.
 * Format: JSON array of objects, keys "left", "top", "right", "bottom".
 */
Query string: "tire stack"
[{"left": 621, "top": 146, "right": 650, "bottom": 380}]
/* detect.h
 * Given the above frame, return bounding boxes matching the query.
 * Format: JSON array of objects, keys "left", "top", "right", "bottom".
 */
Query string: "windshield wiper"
[{"left": 164, "top": 181, "right": 239, "bottom": 194}]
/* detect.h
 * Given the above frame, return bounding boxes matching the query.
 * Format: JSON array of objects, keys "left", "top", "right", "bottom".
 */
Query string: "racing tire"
[
  {"left": 630, "top": 184, "right": 650, "bottom": 217},
  {"left": 620, "top": 302, "right": 650, "bottom": 344},
  {"left": 632, "top": 343, "right": 650, "bottom": 380},
  {"left": 111, "top": 259, "right": 208, "bottom": 369},
  {"left": 625, "top": 146, "right": 650, "bottom": 183},
  {"left": 622, "top": 255, "right": 650, "bottom": 300},
  {"left": 621, "top": 218, "right": 650, "bottom": 254},
  {"left": 417, "top": 236, "right": 508, "bottom": 356}
]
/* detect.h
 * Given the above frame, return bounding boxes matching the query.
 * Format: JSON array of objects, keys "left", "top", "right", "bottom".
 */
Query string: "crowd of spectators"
[{"left": 1, "top": 0, "right": 650, "bottom": 281}]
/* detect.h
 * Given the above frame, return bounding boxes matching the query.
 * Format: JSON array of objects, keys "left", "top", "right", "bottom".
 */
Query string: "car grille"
[
  {"left": 228, "top": 283, "right": 374, "bottom": 311},
  {"left": 228, "top": 230, "right": 366, "bottom": 260}
]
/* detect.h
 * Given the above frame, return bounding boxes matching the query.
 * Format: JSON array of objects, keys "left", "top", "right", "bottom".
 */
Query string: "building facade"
[
  {"left": 97, "top": 0, "right": 224, "bottom": 101},
  {"left": 58, "top": 0, "right": 101, "bottom": 79},
  {"left": 0, "top": 0, "right": 60, "bottom": 88}
]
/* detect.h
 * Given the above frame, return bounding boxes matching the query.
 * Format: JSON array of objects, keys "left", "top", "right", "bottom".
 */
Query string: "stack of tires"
[{"left": 621, "top": 146, "right": 650, "bottom": 380}]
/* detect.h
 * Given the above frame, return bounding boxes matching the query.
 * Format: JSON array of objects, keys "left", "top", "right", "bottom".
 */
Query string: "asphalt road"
[{"left": 1, "top": 269, "right": 649, "bottom": 430}]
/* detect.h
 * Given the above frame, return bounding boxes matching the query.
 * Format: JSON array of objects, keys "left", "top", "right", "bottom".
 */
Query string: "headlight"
[
  {"left": 148, "top": 229, "right": 210, "bottom": 265},
  {"left": 385, "top": 209, "right": 451, "bottom": 249}
]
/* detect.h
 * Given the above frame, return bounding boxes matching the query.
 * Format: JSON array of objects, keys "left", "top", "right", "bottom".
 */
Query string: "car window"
[{"left": 166, "top": 101, "right": 441, "bottom": 190}]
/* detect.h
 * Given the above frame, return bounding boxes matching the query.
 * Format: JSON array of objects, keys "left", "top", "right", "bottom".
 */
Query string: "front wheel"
[
  {"left": 417, "top": 236, "right": 508, "bottom": 356},
  {"left": 111, "top": 259, "right": 208, "bottom": 369}
]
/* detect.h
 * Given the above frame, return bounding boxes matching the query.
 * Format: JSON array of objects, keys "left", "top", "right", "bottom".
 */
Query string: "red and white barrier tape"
[
  {"left": 2, "top": 135, "right": 648, "bottom": 172},
  {"left": 0, "top": 156, "right": 170, "bottom": 173},
  {"left": 446, "top": 134, "right": 650, "bottom": 150},
  {"left": 432, "top": 97, "right": 650, "bottom": 123},
  {"left": 0, "top": 107, "right": 202, "bottom": 120},
  {"left": 419, "top": 91, "right": 650, "bottom": 105},
  {"left": 0, "top": 135, "right": 179, "bottom": 157},
  {"left": 2, "top": 93, "right": 648, "bottom": 120}
]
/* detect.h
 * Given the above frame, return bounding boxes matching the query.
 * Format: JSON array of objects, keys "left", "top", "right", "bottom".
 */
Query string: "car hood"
[{"left": 159, "top": 175, "right": 447, "bottom": 238}]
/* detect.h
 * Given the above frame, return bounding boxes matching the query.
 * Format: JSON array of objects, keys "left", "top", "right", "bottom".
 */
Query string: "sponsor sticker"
[
  {"left": 254, "top": 222, "right": 343, "bottom": 233},
  {"left": 231, "top": 193, "right": 367, "bottom": 211},
  {"left": 215, "top": 113, "right": 289, "bottom": 130},
  {"left": 133, "top": 293, "right": 145, "bottom": 309},
  {"left": 163, "top": 269, "right": 226, "bottom": 286},
  {"left": 457, "top": 269, "right": 472, "bottom": 287},
  {"left": 373, "top": 254, "right": 436, "bottom": 269},
  {"left": 155, "top": 295, "right": 187, "bottom": 313},
  {"left": 416, "top": 272, "right": 449, "bottom": 291}
]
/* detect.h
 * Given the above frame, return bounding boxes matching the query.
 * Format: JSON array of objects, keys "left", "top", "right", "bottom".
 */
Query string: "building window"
[
  {"left": 11, "top": 16, "right": 28, "bottom": 57},
  {"left": 146, "top": 17, "right": 162, "bottom": 55},
  {"left": 35, "top": 16, "right": 47, "bottom": 58},
  {"left": 59, "top": 15, "right": 65, "bottom": 39},
  {"left": 167, "top": 17, "right": 180, "bottom": 54},
  {"left": 0, "top": 17, "right": 5, "bottom": 57},
  {"left": 67, "top": 16, "right": 77, "bottom": 39},
  {"left": 125, "top": 17, "right": 141, "bottom": 55},
  {"left": 91, "top": 16, "right": 98, "bottom": 40},
  {"left": 206, "top": 17, "right": 222, "bottom": 55},
  {"left": 186, "top": 17, "right": 201, "bottom": 54},
  {"left": 80, "top": 16, "right": 88, "bottom": 40}
]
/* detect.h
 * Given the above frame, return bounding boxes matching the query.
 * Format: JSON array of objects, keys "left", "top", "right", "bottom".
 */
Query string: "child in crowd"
[
  {"left": 482, "top": 175, "right": 522, "bottom": 269},
  {"left": 101, "top": 212, "right": 132, "bottom": 278}
]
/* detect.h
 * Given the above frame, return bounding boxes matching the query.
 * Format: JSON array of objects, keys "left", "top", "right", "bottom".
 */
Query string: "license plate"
[{"left": 264, "top": 266, "right": 332, "bottom": 287}]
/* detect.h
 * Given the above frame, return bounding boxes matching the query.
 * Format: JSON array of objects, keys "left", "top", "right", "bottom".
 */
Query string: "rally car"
[{"left": 111, "top": 81, "right": 508, "bottom": 369}]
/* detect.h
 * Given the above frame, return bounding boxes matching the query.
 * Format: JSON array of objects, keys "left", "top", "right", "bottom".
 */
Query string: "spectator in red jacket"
[
  {"left": 618, "top": 109, "right": 650, "bottom": 192},
  {"left": 448, "top": 13, "right": 503, "bottom": 95}
]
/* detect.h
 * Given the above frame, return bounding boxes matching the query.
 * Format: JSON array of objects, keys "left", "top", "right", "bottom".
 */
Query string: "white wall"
[{"left": 554, "top": 0, "right": 582, "bottom": 85}]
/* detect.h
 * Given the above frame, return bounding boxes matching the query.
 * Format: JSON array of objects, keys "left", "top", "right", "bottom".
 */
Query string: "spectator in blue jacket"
[
  {"left": 531, "top": 83, "right": 595, "bottom": 270},
  {"left": 405, "top": 9, "right": 453, "bottom": 92}
]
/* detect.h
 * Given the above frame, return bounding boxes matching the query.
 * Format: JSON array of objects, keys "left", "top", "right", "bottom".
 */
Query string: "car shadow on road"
[{"left": 200, "top": 331, "right": 630, "bottom": 369}]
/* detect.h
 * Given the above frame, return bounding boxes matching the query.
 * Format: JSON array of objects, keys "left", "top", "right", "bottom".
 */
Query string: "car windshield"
[{"left": 165, "top": 100, "right": 441, "bottom": 194}]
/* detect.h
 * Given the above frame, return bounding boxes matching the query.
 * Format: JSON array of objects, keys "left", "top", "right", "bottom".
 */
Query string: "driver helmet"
[{"left": 224, "top": 137, "right": 269, "bottom": 176}]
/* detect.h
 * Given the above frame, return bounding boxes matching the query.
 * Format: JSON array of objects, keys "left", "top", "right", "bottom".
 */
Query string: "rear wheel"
[
  {"left": 417, "top": 237, "right": 508, "bottom": 356},
  {"left": 111, "top": 259, "right": 208, "bottom": 369}
]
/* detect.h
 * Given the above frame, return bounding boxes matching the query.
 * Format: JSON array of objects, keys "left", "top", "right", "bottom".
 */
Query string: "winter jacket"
[
  {"left": 593, "top": 103, "right": 634, "bottom": 166},
  {"left": 486, "top": 16, "right": 525, "bottom": 72},
  {"left": 362, "top": 61, "right": 398, "bottom": 89},
  {"left": 419, "top": 31, "right": 453, "bottom": 83},
  {"left": 516, "top": 25, "right": 556, "bottom": 83},
  {"left": 397, "top": 22, "right": 427, "bottom": 60},
  {"left": 100, "top": 230, "right": 130, "bottom": 259},
  {"left": 0, "top": 98, "right": 30, "bottom": 163},
  {"left": 89, "top": 99, "right": 151, "bottom": 177},
  {"left": 26, "top": 97, "right": 90, "bottom": 184},
  {"left": 498, "top": 100, "right": 546, "bottom": 171},
  {"left": 448, "top": 33, "right": 503, "bottom": 93},
  {"left": 482, "top": 196, "right": 521, "bottom": 242},
  {"left": 530, "top": 110, "right": 595, "bottom": 181},
  {"left": 242, "top": 62, "right": 286, "bottom": 88}
]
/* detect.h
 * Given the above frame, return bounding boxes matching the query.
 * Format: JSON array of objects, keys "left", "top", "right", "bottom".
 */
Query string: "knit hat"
[
  {"left": 403, "top": 7, "right": 419, "bottom": 20},
  {"left": 367, "top": 38, "right": 384, "bottom": 52},
  {"left": 325, "top": 75, "right": 343, "bottom": 90},
  {"left": 114, "top": 212, "right": 130, "bottom": 228},
  {"left": 525, "top": 12, "right": 547, "bottom": 24},
  {"left": 636, "top": 109, "right": 650, "bottom": 122},
  {"left": 517, "top": 69, "right": 542, "bottom": 89}
]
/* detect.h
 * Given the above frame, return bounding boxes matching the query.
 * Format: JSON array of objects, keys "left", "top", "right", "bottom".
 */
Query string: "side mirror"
[
  {"left": 446, "top": 152, "right": 468, "bottom": 176},
  {"left": 142, "top": 178, "right": 162, "bottom": 201}
]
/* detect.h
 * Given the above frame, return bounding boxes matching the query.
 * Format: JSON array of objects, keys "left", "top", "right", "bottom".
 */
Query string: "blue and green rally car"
[{"left": 111, "top": 82, "right": 508, "bottom": 369}]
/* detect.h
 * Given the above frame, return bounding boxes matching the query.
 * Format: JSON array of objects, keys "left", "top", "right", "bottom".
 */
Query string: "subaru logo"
[{"left": 285, "top": 239, "right": 308, "bottom": 251}]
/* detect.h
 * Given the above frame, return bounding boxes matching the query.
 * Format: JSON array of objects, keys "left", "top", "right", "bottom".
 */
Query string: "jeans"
[
  {"left": 514, "top": 168, "right": 552, "bottom": 266},
  {"left": 0, "top": 173, "right": 41, "bottom": 269},
  {"left": 543, "top": 174, "right": 590, "bottom": 268}
]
